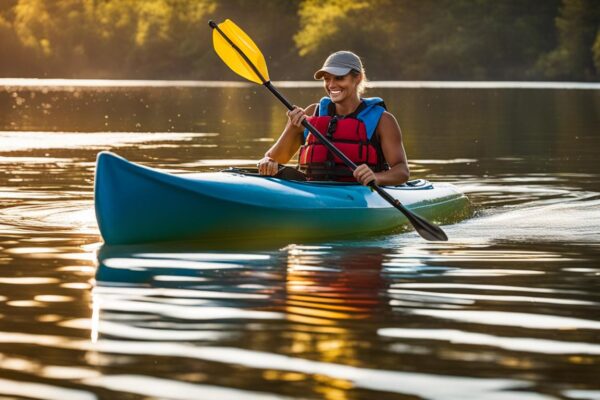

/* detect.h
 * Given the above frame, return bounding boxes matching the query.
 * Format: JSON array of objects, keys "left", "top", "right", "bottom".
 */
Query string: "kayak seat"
[{"left": 274, "top": 166, "right": 307, "bottom": 181}]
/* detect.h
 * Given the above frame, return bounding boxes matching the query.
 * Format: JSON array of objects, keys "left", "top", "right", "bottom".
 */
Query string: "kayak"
[{"left": 94, "top": 151, "right": 469, "bottom": 245}]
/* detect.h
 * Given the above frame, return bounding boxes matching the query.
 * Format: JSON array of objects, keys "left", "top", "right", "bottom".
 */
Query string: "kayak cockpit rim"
[{"left": 220, "top": 166, "right": 433, "bottom": 189}]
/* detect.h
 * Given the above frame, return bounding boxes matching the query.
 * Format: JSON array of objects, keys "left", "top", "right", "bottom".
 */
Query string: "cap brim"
[{"left": 314, "top": 66, "right": 353, "bottom": 80}]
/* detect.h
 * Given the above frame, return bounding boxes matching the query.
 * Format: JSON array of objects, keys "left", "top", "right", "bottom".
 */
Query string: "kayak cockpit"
[{"left": 218, "top": 166, "right": 433, "bottom": 189}]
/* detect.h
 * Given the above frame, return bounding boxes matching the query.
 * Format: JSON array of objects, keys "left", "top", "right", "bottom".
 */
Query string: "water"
[{"left": 0, "top": 80, "right": 599, "bottom": 399}]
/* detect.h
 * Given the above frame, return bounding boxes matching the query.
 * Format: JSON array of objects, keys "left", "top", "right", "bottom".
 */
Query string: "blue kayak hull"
[{"left": 94, "top": 152, "right": 469, "bottom": 245}]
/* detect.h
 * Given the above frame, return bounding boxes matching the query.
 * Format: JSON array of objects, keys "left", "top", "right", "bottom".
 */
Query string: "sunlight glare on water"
[{"left": 0, "top": 131, "right": 214, "bottom": 152}]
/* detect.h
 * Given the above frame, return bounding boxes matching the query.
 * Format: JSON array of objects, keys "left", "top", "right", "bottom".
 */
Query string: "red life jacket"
[{"left": 298, "top": 99, "right": 388, "bottom": 181}]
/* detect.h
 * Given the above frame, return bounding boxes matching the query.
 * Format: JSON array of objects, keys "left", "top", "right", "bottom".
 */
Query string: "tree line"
[{"left": 0, "top": 0, "right": 598, "bottom": 81}]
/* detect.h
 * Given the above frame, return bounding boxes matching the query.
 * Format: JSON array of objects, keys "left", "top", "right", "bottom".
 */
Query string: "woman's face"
[{"left": 322, "top": 72, "right": 361, "bottom": 103}]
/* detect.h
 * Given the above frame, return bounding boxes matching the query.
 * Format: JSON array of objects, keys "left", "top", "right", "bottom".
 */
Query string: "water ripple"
[
  {"left": 408, "top": 310, "right": 600, "bottom": 330},
  {"left": 82, "top": 375, "right": 298, "bottom": 400},
  {"left": 378, "top": 328, "right": 600, "bottom": 355}
]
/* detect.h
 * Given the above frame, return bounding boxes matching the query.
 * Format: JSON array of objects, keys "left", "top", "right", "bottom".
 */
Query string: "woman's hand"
[
  {"left": 287, "top": 106, "right": 307, "bottom": 127},
  {"left": 257, "top": 156, "right": 279, "bottom": 176},
  {"left": 353, "top": 164, "right": 377, "bottom": 186}
]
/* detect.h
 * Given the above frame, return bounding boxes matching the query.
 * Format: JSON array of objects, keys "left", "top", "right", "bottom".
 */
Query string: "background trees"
[{"left": 0, "top": 0, "right": 598, "bottom": 81}]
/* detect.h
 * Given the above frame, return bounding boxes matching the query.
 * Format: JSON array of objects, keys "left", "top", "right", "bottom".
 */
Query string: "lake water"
[{"left": 0, "top": 80, "right": 599, "bottom": 400}]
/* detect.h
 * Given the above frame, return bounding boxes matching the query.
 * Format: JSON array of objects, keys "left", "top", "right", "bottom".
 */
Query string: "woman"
[{"left": 257, "top": 51, "right": 409, "bottom": 186}]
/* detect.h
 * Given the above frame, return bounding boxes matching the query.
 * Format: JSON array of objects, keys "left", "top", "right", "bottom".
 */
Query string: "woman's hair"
[{"left": 350, "top": 69, "right": 368, "bottom": 96}]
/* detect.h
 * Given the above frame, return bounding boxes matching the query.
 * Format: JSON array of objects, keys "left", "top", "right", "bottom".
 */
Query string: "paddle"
[{"left": 209, "top": 19, "right": 448, "bottom": 241}]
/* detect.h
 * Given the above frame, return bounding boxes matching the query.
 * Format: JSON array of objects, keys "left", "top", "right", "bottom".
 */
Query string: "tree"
[
  {"left": 534, "top": 0, "right": 600, "bottom": 80},
  {"left": 593, "top": 30, "right": 600, "bottom": 73},
  {"left": 293, "top": 0, "right": 561, "bottom": 80},
  {"left": 0, "top": 0, "right": 597, "bottom": 81}
]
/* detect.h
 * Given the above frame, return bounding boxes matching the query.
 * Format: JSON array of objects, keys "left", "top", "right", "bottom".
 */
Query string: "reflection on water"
[
  {"left": 82, "top": 241, "right": 598, "bottom": 399},
  {"left": 0, "top": 83, "right": 599, "bottom": 399},
  {"left": 0, "top": 131, "right": 214, "bottom": 152}
]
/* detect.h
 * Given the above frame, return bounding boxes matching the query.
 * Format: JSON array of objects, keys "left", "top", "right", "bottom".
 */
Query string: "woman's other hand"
[{"left": 257, "top": 156, "right": 279, "bottom": 176}]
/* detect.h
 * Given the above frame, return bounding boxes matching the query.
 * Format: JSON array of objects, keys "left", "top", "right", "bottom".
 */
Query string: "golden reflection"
[
  {"left": 36, "top": 314, "right": 63, "bottom": 322},
  {"left": 284, "top": 245, "right": 383, "bottom": 399},
  {"left": 57, "top": 265, "right": 96, "bottom": 274},
  {"left": 287, "top": 313, "right": 337, "bottom": 326},
  {"left": 5, "top": 247, "right": 60, "bottom": 254},
  {"left": 568, "top": 356, "right": 595, "bottom": 365},
  {"left": 53, "top": 252, "right": 98, "bottom": 262},
  {"left": 0, "top": 355, "right": 34, "bottom": 372},
  {"left": 315, "top": 375, "right": 354, "bottom": 390},
  {"left": 316, "top": 386, "right": 349, "bottom": 400},
  {"left": 184, "top": 159, "right": 256, "bottom": 167},
  {"left": 287, "top": 298, "right": 367, "bottom": 312},
  {"left": 174, "top": 372, "right": 208, "bottom": 381},
  {"left": 288, "top": 325, "right": 347, "bottom": 334},
  {"left": 6, "top": 300, "right": 45, "bottom": 307},
  {"left": 263, "top": 370, "right": 306, "bottom": 382},
  {"left": 316, "top": 339, "right": 350, "bottom": 355},
  {"left": 314, "top": 375, "right": 354, "bottom": 400},
  {"left": 288, "top": 294, "right": 375, "bottom": 306},
  {"left": 285, "top": 304, "right": 355, "bottom": 320},
  {"left": 60, "top": 282, "right": 92, "bottom": 289},
  {"left": 33, "top": 295, "right": 74, "bottom": 303},
  {"left": 0, "top": 131, "right": 209, "bottom": 152},
  {"left": 0, "top": 277, "right": 59, "bottom": 284},
  {"left": 438, "top": 349, "right": 499, "bottom": 363},
  {"left": 498, "top": 357, "right": 537, "bottom": 369}
]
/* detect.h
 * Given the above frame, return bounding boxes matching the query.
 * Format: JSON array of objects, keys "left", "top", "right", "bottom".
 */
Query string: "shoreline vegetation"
[{"left": 1, "top": 0, "right": 599, "bottom": 82}]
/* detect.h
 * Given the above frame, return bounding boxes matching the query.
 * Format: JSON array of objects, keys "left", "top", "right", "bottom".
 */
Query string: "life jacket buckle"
[{"left": 326, "top": 116, "right": 338, "bottom": 139}]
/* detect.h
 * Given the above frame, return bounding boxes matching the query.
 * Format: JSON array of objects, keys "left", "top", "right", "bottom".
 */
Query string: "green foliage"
[
  {"left": 1, "top": 0, "right": 218, "bottom": 77},
  {"left": 0, "top": 0, "right": 597, "bottom": 81},
  {"left": 294, "top": 0, "right": 565, "bottom": 80},
  {"left": 86, "top": 0, "right": 218, "bottom": 77},
  {"left": 593, "top": 31, "right": 600, "bottom": 73},
  {"left": 295, "top": 0, "right": 373, "bottom": 56},
  {"left": 534, "top": 0, "right": 600, "bottom": 80}
]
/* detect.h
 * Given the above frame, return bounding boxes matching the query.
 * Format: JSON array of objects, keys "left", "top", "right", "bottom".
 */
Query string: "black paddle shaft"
[
  {"left": 264, "top": 81, "right": 448, "bottom": 241},
  {"left": 209, "top": 20, "right": 448, "bottom": 241}
]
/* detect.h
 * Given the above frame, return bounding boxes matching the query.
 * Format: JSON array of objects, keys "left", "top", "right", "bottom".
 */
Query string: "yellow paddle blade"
[{"left": 211, "top": 19, "right": 270, "bottom": 84}]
